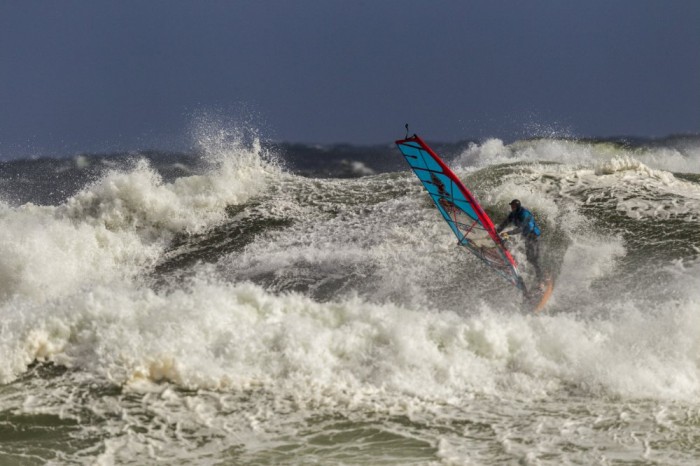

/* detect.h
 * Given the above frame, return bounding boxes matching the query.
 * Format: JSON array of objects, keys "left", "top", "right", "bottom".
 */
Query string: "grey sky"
[{"left": 1, "top": 0, "right": 699, "bottom": 158}]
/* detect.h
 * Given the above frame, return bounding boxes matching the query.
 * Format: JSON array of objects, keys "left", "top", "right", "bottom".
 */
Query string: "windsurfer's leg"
[{"left": 526, "top": 237, "right": 543, "bottom": 281}]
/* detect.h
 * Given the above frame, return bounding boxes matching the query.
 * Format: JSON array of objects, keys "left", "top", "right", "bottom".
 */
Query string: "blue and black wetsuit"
[{"left": 496, "top": 206, "right": 543, "bottom": 280}]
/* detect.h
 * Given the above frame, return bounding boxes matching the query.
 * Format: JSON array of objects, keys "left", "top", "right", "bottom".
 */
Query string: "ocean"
[{"left": 1, "top": 127, "right": 699, "bottom": 465}]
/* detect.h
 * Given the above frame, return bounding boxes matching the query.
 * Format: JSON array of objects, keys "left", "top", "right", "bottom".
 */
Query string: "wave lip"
[{"left": 0, "top": 130, "right": 280, "bottom": 305}]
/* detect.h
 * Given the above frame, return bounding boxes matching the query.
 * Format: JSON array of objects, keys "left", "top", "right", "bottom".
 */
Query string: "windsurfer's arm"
[
  {"left": 504, "top": 227, "right": 522, "bottom": 236},
  {"left": 496, "top": 213, "right": 513, "bottom": 234}
]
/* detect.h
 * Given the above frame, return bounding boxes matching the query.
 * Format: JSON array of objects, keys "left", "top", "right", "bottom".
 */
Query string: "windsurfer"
[{"left": 496, "top": 199, "right": 543, "bottom": 282}]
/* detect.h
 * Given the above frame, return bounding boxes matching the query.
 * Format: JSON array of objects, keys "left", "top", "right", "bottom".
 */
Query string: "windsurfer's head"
[{"left": 509, "top": 199, "right": 521, "bottom": 211}]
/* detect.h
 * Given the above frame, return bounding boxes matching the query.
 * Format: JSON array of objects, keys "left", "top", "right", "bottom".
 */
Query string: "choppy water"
[{"left": 1, "top": 128, "right": 699, "bottom": 464}]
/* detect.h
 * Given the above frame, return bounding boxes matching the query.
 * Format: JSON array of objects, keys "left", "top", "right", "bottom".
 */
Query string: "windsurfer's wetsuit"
[{"left": 496, "top": 206, "right": 543, "bottom": 281}]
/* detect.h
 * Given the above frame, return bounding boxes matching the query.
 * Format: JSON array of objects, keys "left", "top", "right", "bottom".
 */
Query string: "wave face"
[{"left": 1, "top": 132, "right": 699, "bottom": 464}]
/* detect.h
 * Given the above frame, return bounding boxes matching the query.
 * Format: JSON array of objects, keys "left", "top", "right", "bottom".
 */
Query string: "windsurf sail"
[{"left": 396, "top": 135, "right": 526, "bottom": 291}]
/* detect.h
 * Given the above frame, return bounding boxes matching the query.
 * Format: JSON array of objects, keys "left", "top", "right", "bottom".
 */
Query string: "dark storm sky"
[{"left": 1, "top": 0, "right": 699, "bottom": 158}]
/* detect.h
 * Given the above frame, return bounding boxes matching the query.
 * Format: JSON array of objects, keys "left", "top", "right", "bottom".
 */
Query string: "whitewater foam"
[
  {"left": 3, "top": 265, "right": 699, "bottom": 402},
  {"left": 457, "top": 137, "right": 700, "bottom": 174}
]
